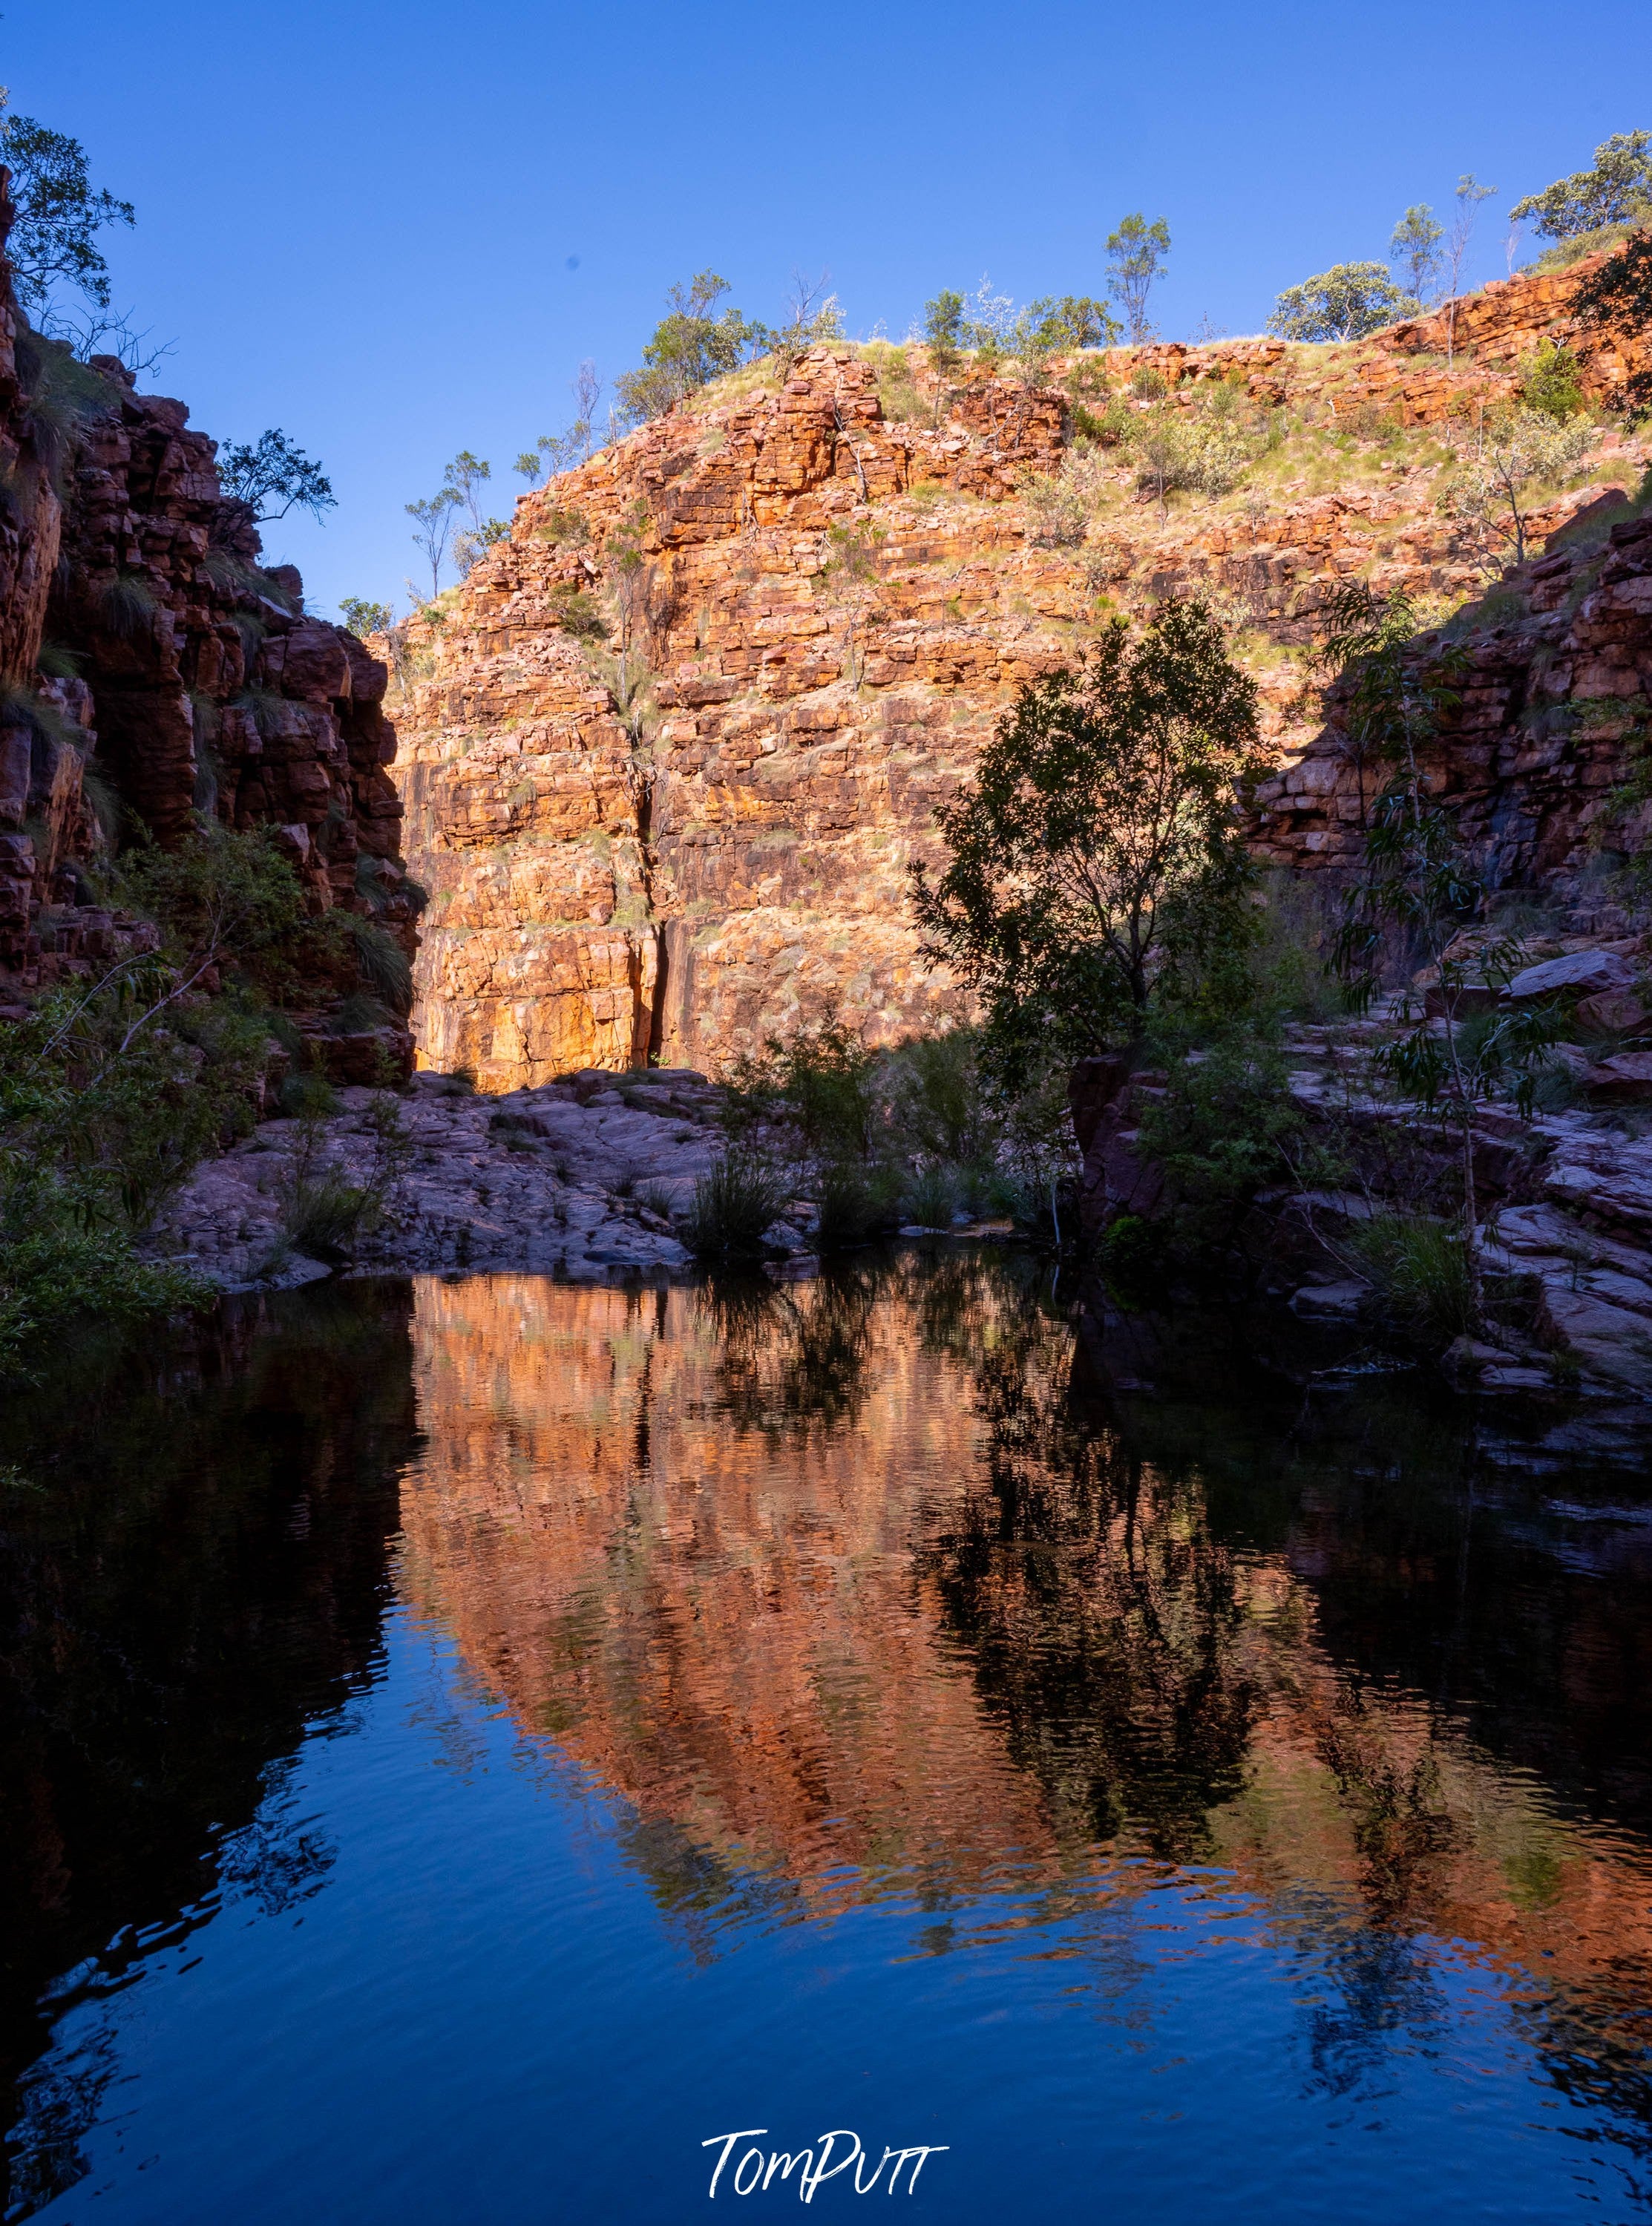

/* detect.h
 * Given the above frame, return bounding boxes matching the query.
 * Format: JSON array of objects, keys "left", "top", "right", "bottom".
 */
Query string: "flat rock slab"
[
  {"left": 1507, "top": 949, "right": 1639, "bottom": 999},
  {"left": 144, "top": 1071, "right": 741, "bottom": 1291}
]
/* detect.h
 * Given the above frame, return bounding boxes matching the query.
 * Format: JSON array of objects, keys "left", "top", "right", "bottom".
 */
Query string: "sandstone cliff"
[
  {"left": 1254, "top": 510, "right": 1652, "bottom": 914},
  {"left": 0, "top": 168, "right": 417, "bottom": 1032},
  {"left": 390, "top": 253, "right": 1649, "bottom": 1087}
]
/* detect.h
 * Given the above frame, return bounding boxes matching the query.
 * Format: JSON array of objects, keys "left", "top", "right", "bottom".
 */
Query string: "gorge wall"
[
  {"left": 0, "top": 171, "right": 417, "bottom": 1024},
  {"left": 390, "top": 252, "right": 1651, "bottom": 1088}
]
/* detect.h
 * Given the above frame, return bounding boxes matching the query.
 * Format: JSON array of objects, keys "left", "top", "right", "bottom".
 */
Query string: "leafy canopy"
[
  {"left": 1389, "top": 205, "right": 1444, "bottom": 303},
  {"left": 912, "top": 598, "right": 1265, "bottom": 1078},
  {"left": 1510, "top": 130, "right": 1652, "bottom": 241},
  {"left": 339, "top": 596, "right": 393, "bottom": 638},
  {"left": 614, "top": 271, "right": 767, "bottom": 425},
  {"left": 1105, "top": 214, "right": 1171, "bottom": 345},
  {"left": 0, "top": 99, "right": 134, "bottom": 313},
  {"left": 1268, "top": 261, "right": 1415, "bottom": 341},
  {"left": 219, "top": 429, "right": 335, "bottom": 523}
]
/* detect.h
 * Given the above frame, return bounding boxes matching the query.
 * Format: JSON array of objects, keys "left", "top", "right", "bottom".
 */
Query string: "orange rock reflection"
[{"left": 394, "top": 1260, "right": 1652, "bottom": 2054}]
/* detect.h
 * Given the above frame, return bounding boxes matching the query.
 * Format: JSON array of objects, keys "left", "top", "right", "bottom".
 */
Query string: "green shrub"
[
  {"left": 730, "top": 1020, "right": 877, "bottom": 1159},
  {"left": 882, "top": 1028, "right": 998, "bottom": 1165},
  {"left": 684, "top": 1152, "right": 787, "bottom": 1259},
  {"left": 815, "top": 1159, "right": 900, "bottom": 1251},
  {"left": 902, "top": 1162, "right": 960, "bottom": 1230},
  {"left": 98, "top": 570, "right": 159, "bottom": 640},
  {"left": 279, "top": 1072, "right": 340, "bottom": 1119},
  {"left": 334, "top": 911, "right": 413, "bottom": 1015},
  {"left": 1135, "top": 1032, "right": 1302, "bottom": 1252},
  {"left": 1517, "top": 340, "right": 1586, "bottom": 421},
  {"left": 1095, "top": 1211, "right": 1164, "bottom": 1299},
  {"left": 36, "top": 639, "right": 85, "bottom": 679},
  {"left": 1350, "top": 1212, "right": 1475, "bottom": 1345},
  {"left": 551, "top": 587, "right": 609, "bottom": 641},
  {"left": 282, "top": 1174, "right": 371, "bottom": 1260}
]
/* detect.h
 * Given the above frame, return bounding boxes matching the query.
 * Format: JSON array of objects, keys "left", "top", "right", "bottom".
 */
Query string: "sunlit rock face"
[
  {"left": 395, "top": 1262, "right": 1652, "bottom": 2035},
  {"left": 389, "top": 255, "right": 1650, "bottom": 1087}
]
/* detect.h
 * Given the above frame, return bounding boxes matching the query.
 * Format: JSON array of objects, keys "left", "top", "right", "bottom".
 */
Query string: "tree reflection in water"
[
  {"left": 7, "top": 1251, "right": 1651, "bottom": 2210},
  {"left": 398, "top": 1251, "right": 1652, "bottom": 2162}
]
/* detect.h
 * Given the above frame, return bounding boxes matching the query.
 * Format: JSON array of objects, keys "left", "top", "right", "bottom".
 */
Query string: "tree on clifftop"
[
  {"left": 1268, "top": 261, "right": 1415, "bottom": 341},
  {"left": 911, "top": 598, "right": 1266, "bottom": 1081},
  {"left": 614, "top": 271, "right": 767, "bottom": 425},
  {"left": 1389, "top": 206, "right": 1444, "bottom": 304},
  {"left": 1105, "top": 214, "right": 1171, "bottom": 344},
  {"left": 1511, "top": 130, "right": 1652, "bottom": 241},
  {"left": 219, "top": 430, "right": 335, "bottom": 525},
  {"left": 0, "top": 96, "right": 134, "bottom": 315}
]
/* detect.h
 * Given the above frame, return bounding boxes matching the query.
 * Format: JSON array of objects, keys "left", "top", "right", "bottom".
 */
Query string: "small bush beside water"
[{"left": 684, "top": 1153, "right": 789, "bottom": 1260}]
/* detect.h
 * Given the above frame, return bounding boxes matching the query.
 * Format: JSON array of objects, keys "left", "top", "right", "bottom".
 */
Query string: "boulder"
[
  {"left": 1505, "top": 949, "right": 1638, "bottom": 1001},
  {"left": 1290, "top": 1280, "right": 1367, "bottom": 1319},
  {"left": 1585, "top": 1050, "right": 1652, "bottom": 1104},
  {"left": 1574, "top": 988, "right": 1650, "bottom": 1033}
]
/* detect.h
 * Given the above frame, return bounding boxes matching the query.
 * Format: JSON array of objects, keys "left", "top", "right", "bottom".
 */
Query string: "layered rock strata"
[
  {"left": 0, "top": 169, "right": 416, "bottom": 1031},
  {"left": 391, "top": 252, "right": 1650, "bottom": 1087},
  {"left": 1254, "top": 512, "right": 1652, "bottom": 911}
]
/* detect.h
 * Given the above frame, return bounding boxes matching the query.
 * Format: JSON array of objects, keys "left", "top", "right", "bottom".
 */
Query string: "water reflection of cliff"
[
  {"left": 399, "top": 1256, "right": 1652, "bottom": 2150},
  {"left": 0, "top": 1285, "right": 419, "bottom": 2216}
]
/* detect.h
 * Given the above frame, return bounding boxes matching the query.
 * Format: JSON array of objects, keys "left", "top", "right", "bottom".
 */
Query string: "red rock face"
[
  {"left": 1252, "top": 514, "right": 1652, "bottom": 914},
  {"left": 0, "top": 167, "right": 415, "bottom": 1012},
  {"left": 384, "top": 258, "right": 1648, "bottom": 1087}
]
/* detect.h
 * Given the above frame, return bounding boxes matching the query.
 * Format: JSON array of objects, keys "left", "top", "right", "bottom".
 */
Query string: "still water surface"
[{"left": 2, "top": 1254, "right": 1651, "bottom": 2221}]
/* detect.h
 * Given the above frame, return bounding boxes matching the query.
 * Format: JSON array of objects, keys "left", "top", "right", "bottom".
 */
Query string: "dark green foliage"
[
  {"left": 36, "top": 639, "right": 85, "bottom": 679},
  {"left": 200, "top": 546, "right": 300, "bottom": 612},
  {"left": 1573, "top": 233, "right": 1652, "bottom": 418},
  {"left": 922, "top": 289, "right": 968, "bottom": 366},
  {"left": 911, "top": 598, "right": 1265, "bottom": 1082},
  {"left": 332, "top": 912, "right": 413, "bottom": 1016},
  {"left": 338, "top": 597, "right": 393, "bottom": 638},
  {"left": 97, "top": 570, "right": 159, "bottom": 641},
  {"left": 0, "top": 107, "right": 134, "bottom": 312},
  {"left": 13, "top": 331, "right": 119, "bottom": 484},
  {"left": 1021, "top": 294, "right": 1121, "bottom": 351},
  {"left": 1135, "top": 1031, "right": 1302, "bottom": 1254},
  {"left": 353, "top": 854, "right": 427, "bottom": 917},
  {"left": 684, "top": 1152, "right": 788, "bottom": 1259},
  {"left": 0, "top": 681, "right": 80, "bottom": 750},
  {"left": 1313, "top": 581, "right": 1463, "bottom": 833},
  {"left": 116, "top": 825, "right": 307, "bottom": 985},
  {"left": 1511, "top": 131, "right": 1652, "bottom": 241},
  {"left": 535, "top": 505, "right": 591, "bottom": 546},
  {"left": 730, "top": 1021, "right": 878, "bottom": 1159},
  {"left": 1095, "top": 1211, "right": 1162, "bottom": 1297},
  {"left": 281, "top": 1173, "right": 370, "bottom": 1260},
  {"left": 0, "top": 904, "right": 287, "bottom": 1372},
  {"left": 1319, "top": 591, "right": 1561, "bottom": 1329},
  {"left": 278, "top": 1072, "right": 340, "bottom": 1119},
  {"left": 816, "top": 1160, "right": 900, "bottom": 1250},
  {"left": 882, "top": 1029, "right": 997, "bottom": 1165},
  {"left": 899, "top": 1162, "right": 960, "bottom": 1231},
  {"left": 615, "top": 272, "right": 768, "bottom": 425},
  {"left": 1349, "top": 1214, "right": 1475, "bottom": 1345},
  {"left": 1517, "top": 340, "right": 1586, "bottom": 420},
  {"left": 218, "top": 430, "right": 335, "bottom": 525},
  {"left": 550, "top": 586, "right": 609, "bottom": 641},
  {"left": 279, "top": 1090, "right": 409, "bottom": 1263}
]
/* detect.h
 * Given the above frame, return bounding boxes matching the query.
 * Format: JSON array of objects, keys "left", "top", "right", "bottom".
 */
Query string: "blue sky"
[{"left": 7, "top": 0, "right": 1650, "bottom": 620}]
